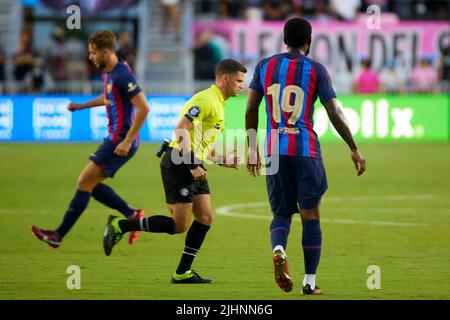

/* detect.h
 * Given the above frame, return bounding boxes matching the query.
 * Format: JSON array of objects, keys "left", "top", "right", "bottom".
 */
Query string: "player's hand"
[
  {"left": 114, "top": 140, "right": 132, "bottom": 157},
  {"left": 351, "top": 148, "right": 366, "bottom": 176},
  {"left": 190, "top": 166, "right": 207, "bottom": 180},
  {"left": 221, "top": 150, "right": 242, "bottom": 169},
  {"left": 67, "top": 102, "right": 84, "bottom": 112},
  {"left": 246, "top": 148, "right": 261, "bottom": 177}
]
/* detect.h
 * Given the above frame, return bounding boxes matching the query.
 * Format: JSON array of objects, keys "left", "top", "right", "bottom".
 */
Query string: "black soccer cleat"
[
  {"left": 302, "top": 284, "right": 323, "bottom": 295},
  {"left": 171, "top": 270, "right": 212, "bottom": 284},
  {"left": 103, "top": 215, "right": 124, "bottom": 256}
]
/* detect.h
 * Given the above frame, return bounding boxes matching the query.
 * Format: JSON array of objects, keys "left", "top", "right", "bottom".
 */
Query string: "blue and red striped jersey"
[
  {"left": 102, "top": 60, "right": 142, "bottom": 146},
  {"left": 250, "top": 53, "right": 336, "bottom": 159}
]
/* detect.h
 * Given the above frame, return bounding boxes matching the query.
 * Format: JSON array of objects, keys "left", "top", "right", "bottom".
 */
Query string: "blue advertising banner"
[
  {"left": 1, "top": 94, "right": 448, "bottom": 143},
  {"left": 0, "top": 95, "right": 190, "bottom": 142}
]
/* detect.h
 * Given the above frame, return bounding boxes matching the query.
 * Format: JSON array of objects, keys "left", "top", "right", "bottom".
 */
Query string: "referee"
[{"left": 104, "top": 59, "right": 247, "bottom": 283}]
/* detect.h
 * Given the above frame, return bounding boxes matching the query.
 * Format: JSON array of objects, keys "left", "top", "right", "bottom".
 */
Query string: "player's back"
[{"left": 250, "top": 52, "right": 336, "bottom": 159}]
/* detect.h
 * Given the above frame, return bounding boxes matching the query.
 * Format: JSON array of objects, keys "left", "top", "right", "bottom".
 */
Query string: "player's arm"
[
  {"left": 245, "top": 88, "right": 264, "bottom": 177},
  {"left": 323, "top": 98, "right": 366, "bottom": 176},
  {"left": 173, "top": 116, "right": 207, "bottom": 180},
  {"left": 113, "top": 92, "right": 150, "bottom": 156},
  {"left": 67, "top": 94, "right": 105, "bottom": 112}
]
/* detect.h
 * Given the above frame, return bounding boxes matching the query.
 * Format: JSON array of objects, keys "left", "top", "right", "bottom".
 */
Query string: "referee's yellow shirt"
[{"left": 169, "top": 84, "right": 225, "bottom": 162}]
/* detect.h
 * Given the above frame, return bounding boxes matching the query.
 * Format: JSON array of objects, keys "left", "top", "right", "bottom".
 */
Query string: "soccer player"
[
  {"left": 31, "top": 30, "right": 150, "bottom": 248},
  {"left": 103, "top": 59, "right": 246, "bottom": 284},
  {"left": 245, "top": 18, "right": 366, "bottom": 295}
]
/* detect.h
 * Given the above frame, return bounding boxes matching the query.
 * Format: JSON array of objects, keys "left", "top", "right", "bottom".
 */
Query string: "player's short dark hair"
[
  {"left": 215, "top": 59, "right": 247, "bottom": 76},
  {"left": 89, "top": 30, "right": 116, "bottom": 51},
  {"left": 283, "top": 17, "right": 312, "bottom": 48}
]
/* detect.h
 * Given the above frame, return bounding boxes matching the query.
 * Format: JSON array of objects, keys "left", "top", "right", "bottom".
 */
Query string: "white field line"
[
  {"left": 214, "top": 194, "right": 441, "bottom": 227},
  {"left": 1, "top": 195, "right": 444, "bottom": 227}
]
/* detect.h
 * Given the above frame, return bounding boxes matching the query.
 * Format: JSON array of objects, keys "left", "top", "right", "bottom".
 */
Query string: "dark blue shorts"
[
  {"left": 266, "top": 155, "right": 328, "bottom": 215},
  {"left": 89, "top": 139, "right": 137, "bottom": 178}
]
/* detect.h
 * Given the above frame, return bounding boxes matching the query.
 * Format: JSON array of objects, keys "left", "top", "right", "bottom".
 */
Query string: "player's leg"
[
  {"left": 103, "top": 151, "right": 195, "bottom": 255},
  {"left": 270, "top": 213, "right": 294, "bottom": 292},
  {"left": 91, "top": 183, "right": 137, "bottom": 218},
  {"left": 267, "top": 156, "right": 297, "bottom": 292},
  {"left": 56, "top": 161, "right": 106, "bottom": 238},
  {"left": 172, "top": 193, "right": 213, "bottom": 281},
  {"left": 88, "top": 145, "right": 144, "bottom": 244},
  {"left": 300, "top": 205, "right": 323, "bottom": 295},
  {"left": 31, "top": 160, "right": 106, "bottom": 248},
  {"left": 92, "top": 182, "right": 145, "bottom": 245},
  {"left": 297, "top": 157, "right": 328, "bottom": 295},
  {"left": 110, "top": 151, "right": 194, "bottom": 236},
  {"left": 103, "top": 201, "right": 190, "bottom": 256},
  {"left": 115, "top": 203, "right": 189, "bottom": 235},
  {"left": 170, "top": 177, "right": 212, "bottom": 284}
]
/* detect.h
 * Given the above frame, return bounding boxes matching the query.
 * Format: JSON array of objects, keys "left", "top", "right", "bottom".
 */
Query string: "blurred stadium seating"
[{"left": 0, "top": 0, "right": 448, "bottom": 95}]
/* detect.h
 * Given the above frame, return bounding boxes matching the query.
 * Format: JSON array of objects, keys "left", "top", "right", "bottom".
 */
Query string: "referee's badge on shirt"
[{"left": 188, "top": 106, "right": 201, "bottom": 118}]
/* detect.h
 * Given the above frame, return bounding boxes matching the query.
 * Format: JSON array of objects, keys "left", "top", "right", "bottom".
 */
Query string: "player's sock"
[
  {"left": 270, "top": 215, "right": 291, "bottom": 252},
  {"left": 273, "top": 245, "right": 286, "bottom": 255},
  {"left": 303, "top": 274, "right": 316, "bottom": 289},
  {"left": 175, "top": 220, "right": 210, "bottom": 275},
  {"left": 55, "top": 190, "right": 91, "bottom": 239},
  {"left": 302, "top": 219, "right": 322, "bottom": 286},
  {"left": 118, "top": 215, "right": 175, "bottom": 234},
  {"left": 91, "top": 183, "right": 135, "bottom": 217}
]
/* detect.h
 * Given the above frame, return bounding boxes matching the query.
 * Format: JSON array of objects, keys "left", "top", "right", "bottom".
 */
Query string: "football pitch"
[{"left": 0, "top": 142, "right": 449, "bottom": 300}]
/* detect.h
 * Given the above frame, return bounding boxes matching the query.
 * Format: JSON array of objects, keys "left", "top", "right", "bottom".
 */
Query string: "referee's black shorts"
[{"left": 160, "top": 148, "right": 210, "bottom": 204}]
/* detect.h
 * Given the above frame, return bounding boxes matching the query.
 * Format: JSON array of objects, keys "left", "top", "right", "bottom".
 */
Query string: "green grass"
[{"left": 0, "top": 143, "right": 449, "bottom": 300}]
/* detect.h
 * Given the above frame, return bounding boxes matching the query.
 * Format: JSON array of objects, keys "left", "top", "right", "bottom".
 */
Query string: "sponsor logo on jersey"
[{"left": 128, "top": 82, "right": 138, "bottom": 92}]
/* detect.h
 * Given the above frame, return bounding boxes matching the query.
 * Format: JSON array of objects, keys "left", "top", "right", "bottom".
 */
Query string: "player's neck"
[
  {"left": 104, "top": 55, "right": 119, "bottom": 72},
  {"left": 287, "top": 48, "right": 306, "bottom": 56}
]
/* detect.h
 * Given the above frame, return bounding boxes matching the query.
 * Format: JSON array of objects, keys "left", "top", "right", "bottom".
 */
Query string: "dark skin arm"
[
  {"left": 323, "top": 98, "right": 366, "bottom": 176},
  {"left": 245, "top": 88, "right": 264, "bottom": 177}
]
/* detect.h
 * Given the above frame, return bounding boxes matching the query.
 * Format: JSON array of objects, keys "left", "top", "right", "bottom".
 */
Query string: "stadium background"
[{"left": 0, "top": 0, "right": 449, "bottom": 300}]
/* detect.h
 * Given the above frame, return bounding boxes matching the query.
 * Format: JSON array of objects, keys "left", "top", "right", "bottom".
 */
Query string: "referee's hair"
[
  {"left": 89, "top": 30, "right": 116, "bottom": 51},
  {"left": 215, "top": 59, "right": 247, "bottom": 76},
  {"left": 284, "top": 17, "right": 312, "bottom": 49}
]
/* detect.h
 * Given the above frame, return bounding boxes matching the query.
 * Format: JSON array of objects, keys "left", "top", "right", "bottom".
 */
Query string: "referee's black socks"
[
  {"left": 119, "top": 215, "right": 175, "bottom": 234},
  {"left": 176, "top": 220, "right": 211, "bottom": 275}
]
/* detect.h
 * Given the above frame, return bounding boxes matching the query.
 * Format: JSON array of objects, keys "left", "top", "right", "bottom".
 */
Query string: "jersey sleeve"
[
  {"left": 113, "top": 67, "right": 142, "bottom": 101},
  {"left": 315, "top": 63, "right": 336, "bottom": 105},
  {"left": 249, "top": 61, "right": 264, "bottom": 94},
  {"left": 182, "top": 99, "right": 212, "bottom": 124}
]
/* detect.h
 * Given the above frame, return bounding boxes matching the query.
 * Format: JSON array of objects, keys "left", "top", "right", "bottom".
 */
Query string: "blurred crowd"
[
  {"left": 192, "top": 29, "right": 450, "bottom": 94},
  {"left": 0, "top": 0, "right": 448, "bottom": 94},
  {"left": 328, "top": 55, "right": 450, "bottom": 95},
  {"left": 181, "top": 0, "right": 450, "bottom": 94},
  {"left": 195, "top": 0, "right": 450, "bottom": 21},
  {"left": 0, "top": 27, "right": 136, "bottom": 94}
]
